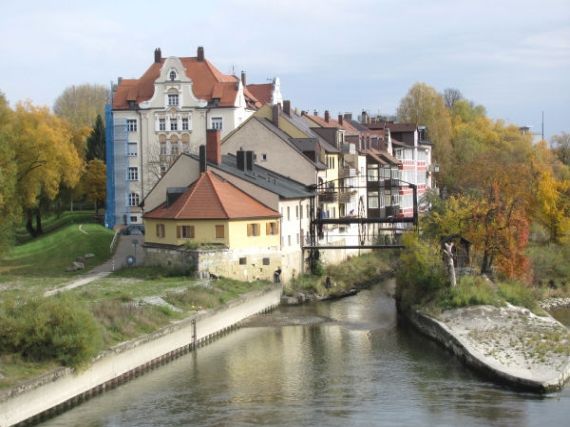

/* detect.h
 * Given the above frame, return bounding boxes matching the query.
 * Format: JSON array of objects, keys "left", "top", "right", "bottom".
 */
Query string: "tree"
[
  {"left": 80, "top": 160, "right": 106, "bottom": 215},
  {"left": 53, "top": 84, "right": 109, "bottom": 130},
  {"left": 86, "top": 114, "right": 105, "bottom": 162},
  {"left": 0, "top": 93, "right": 19, "bottom": 253},
  {"left": 12, "top": 102, "right": 83, "bottom": 237},
  {"left": 443, "top": 88, "right": 463, "bottom": 109},
  {"left": 397, "top": 83, "right": 453, "bottom": 186},
  {"left": 551, "top": 132, "right": 570, "bottom": 166}
]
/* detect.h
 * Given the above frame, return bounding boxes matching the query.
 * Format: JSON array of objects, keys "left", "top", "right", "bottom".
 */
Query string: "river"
[{"left": 40, "top": 279, "right": 569, "bottom": 427}]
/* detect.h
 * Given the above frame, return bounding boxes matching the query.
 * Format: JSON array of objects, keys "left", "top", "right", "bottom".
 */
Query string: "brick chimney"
[
  {"left": 197, "top": 46, "right": 205, "bottom": 61},
  {"left": 283, "top": 100, "right": 291, "bottom": 116},
  {"left": 241, "top": 71, "right": 246, "bottom": 86},
  {"left": 338, "top": 114, "right": 343, "bottom": 126},
  {"left": 324, "top": 110, "right": 330, "bottom": 123},
  {"left": 272, "top": 103, "right": 280, "bottom": 127},
  {"left": 154, "top": 48, "right": 161, "bottom": 63},
  {"left": 206, "top": 129, "right": 221, "bottom": 165}
]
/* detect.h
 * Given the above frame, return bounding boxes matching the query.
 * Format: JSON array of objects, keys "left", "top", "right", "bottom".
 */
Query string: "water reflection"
[{"left": 40, "top": 280, "right": 569, "bottom": 427}]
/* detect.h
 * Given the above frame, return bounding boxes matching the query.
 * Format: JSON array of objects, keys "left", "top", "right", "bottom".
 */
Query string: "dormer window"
[
  {"left": 169, "top": 70, "right": 177, "bottom": 81},
  {"left": 168, "top": 94, "right": 179, "bottom": 106}
]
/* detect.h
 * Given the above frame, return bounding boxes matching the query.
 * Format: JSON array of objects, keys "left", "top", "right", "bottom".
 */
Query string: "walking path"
[{"left": 44, "top": 234, "right": 145, "bottom": 297}]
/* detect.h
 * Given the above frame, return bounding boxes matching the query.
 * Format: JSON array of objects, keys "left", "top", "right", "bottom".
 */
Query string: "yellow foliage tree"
[
  {"left": 12, "top": 102, "right": 83, "bottom": 236},
  {"left": 80, "top": 159, "right": 106, "bottom": 215}
]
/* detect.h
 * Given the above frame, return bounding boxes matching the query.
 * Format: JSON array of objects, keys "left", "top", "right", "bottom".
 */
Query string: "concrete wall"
[{"left": 0, "top": 286, "right": 282, "bottom": 427}]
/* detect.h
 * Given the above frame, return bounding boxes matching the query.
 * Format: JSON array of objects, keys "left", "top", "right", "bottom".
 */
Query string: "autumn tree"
[
  {"left": 80, "top": 159, "right": 106, "bottom": 215},
  {"left": 12, "top": 102, "right": 83, "bottom": 237},
  {"left": 0, "top": 93, "right": 19, "bottom": 253},
  {"left": 551, "top": 132, "right": 570, "bottom": 166},
  {"left": 53, "top": 84, "right": 109, "bottom": 130},
  {"left": 86, "top": 114, "right": 105, "bottom": 162},
  {"left": 443, "top": 88, "right": 463, "bottom": 109},
  {"left": 397, "top": 83, "right": 453, "bottom": 186}
]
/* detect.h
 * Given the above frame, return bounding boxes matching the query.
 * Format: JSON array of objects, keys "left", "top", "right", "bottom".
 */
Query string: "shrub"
[
  {"left": 498, "top": 281, "right": 539, "bottom": 312},
  {"left": 0, "top": 294, "right": 102, "bottom": 368},
  {"left": 396, "top": 233, "right": 448, "bottom": 309},
  {"left": 437, "top": 276, "right": 501, "bottom": 309}
]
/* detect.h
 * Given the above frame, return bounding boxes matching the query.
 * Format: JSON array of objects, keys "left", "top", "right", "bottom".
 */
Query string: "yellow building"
[{"left": 144, "top": 170, "right": 280, "bottom": 249}]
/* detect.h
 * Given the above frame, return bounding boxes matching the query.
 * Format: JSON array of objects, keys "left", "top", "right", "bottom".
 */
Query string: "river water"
[{"left": 41, "top": 279, "right": 569, "bottom": 427}]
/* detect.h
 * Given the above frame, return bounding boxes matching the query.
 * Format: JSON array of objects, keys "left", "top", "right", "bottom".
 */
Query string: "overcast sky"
[{"left": 1, "top": 0, "right": 568, "bottom": 138}]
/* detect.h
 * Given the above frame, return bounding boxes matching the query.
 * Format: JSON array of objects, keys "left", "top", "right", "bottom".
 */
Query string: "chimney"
[
  {"left": 154, "top": 48, "right": 161, "bottom": 63},
  {"left": 338, "top": 114, "right": 343, "bottom": 126},
  {"left": 283, "top": 100, "right": 291, "bottom": 116},
  {"left": 272, "top": 103, "right": 280, "bottom": 127},
  {"left": 245, "top": 151, "right": 254, "bottom": 171},
  {"left": 241, "top": 71, "right": 246, "bottom": 86},
  {"left": 197, "top": 46, "right": 205, "bottom": 61},
  {"left": 199, "top": 145, "right": 207, "bottom": 173},
  {"left": 236, "top": 150, "right": 246, "bottom": 171},
  {"left": 361, "top": 110, "right": 369, "bottom": 124},
  {"left": 344, "top": 113, "right": 353, "bottom": 121},
  {"left": 206, "top": 129, "right": 221, "bottom": 165},
  {"left": 313, "top": 110, "right": 318, "bottom": 116},
  {"left": 324, "top": 110, "right": 330, "bottom": 123}
]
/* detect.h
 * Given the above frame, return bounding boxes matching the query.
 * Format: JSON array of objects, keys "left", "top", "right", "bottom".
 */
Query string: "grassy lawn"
[
  {"left": 14, "top": 211, "right": 99, "bottom": 244},
  {"left": 0, "top": 223, "right": 115, "bottom": 293}
]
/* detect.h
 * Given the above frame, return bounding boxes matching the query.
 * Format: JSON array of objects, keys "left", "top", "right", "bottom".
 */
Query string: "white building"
[{"left": 105, "top": 47, "right": 280, "bottom": 228}]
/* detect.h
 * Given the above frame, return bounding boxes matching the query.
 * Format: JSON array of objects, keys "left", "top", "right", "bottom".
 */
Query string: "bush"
[
  {"left": 0, "top": 294, "right": 102, "bottom": 368},
  {"left": 396, "top": 233, "right": 448, "bottom": 309},
  {"left": 498, "top": 281, "right": 539, "bottom": 312},
  {"left": 437, "top": 276, "right": 501, "bottom": 309}
]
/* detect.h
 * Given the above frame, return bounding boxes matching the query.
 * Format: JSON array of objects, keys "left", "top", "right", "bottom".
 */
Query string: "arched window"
[
  {"left": 128, "top": 193, "right": 140, "bottom": 207},
  {"left": 169, "top": 70, "right": 177, "bottom": 81}
]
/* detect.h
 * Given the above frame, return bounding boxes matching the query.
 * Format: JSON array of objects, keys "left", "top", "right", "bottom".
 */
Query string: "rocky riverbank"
[
  {"left": 404, "top": 304, "right": 570, "bottom": 392},
  {"left": 540, "top": 297, "right": 570, "bottom": 311}
]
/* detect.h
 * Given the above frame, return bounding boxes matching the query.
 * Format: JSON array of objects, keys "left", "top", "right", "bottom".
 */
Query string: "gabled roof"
[
  {"left": 384, "top": 123, "right": 417, "bottom": 132},
  {"left": 113, "top": 55, "right": 262, "bottom": 110},
  {"left": 144, "top": 170, "right": 279, "bottom": 220},
  {"left": 303, "top": 113, "right": 360, "bottom": 135},
  {"left": 246, "top": 83, "right": 273, "bottom": 105}
]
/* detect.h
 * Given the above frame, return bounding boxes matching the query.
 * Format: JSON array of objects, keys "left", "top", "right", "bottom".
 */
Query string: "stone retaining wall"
[{"left": 0, "top": 286, "right": 282, "bottom": 427}]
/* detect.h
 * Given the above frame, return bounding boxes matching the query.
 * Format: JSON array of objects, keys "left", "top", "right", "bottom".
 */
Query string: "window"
[
  {"left": 287, "top": 235, "right": 291, "bottom": 246},
  {"left": 159, "top": 118, "right": 166, "bottom": 131},
  {"left": 368, "top": 192, "right": 379, "bottom": 209},
  {"left": 160, "top": 165, "right": 167, "bottom": 175},
  {"left": 300, "top": 204, "right": 303, "bottom": 220},
  {"left": 261, "top": 153, "right": 267, "bottom": 161},
  {"left": 127, "top": 119, "right": 137, "bottom": 132},
  {"left": 177, "top": 225, "right": 194, "bottom": 239},
  {"left": 156, "top": 224, "right": 165, "bottom": 238},
  {"left": 128, "top": 193, "right": 140, "bottom": 207},
  {"left": 171, "top": 143, "right": 179, "bottom": 156},
  {"left": 128, "top": 142, "right": 138, "bottom": 156},
  {"left": 367, "top": 165, "right": 379, "bottom": 182},
  {"left": 211, "top": 117, "right": 223, "bottom": 130},
  {"left": 215, "top": 225, "right": 225, "bottom": 238},
  {"left": 169, "top": 70, "right": 177, "bottom": 81},
  {"left": 287, "top": 207, "right": 290, "bottom": 220},
  {"left": 182, "top": 117, "right": 189, "bottom": 130},
  {"left": 239, "top": 257, "right": 247, "bottom": 265},
  {"left": 247, "top": 223, "right": 260, "bottom": 236},
  {"left": 262, "top": 257, "right": 270, "bottom": 266},
  {"left": 266, "top": 222, "right": 279, "bottom": 235},
  {"left": 130, "top": 216, "right": 138, "bottom": 223},
  {"left": 168, "top": 94, "right": 179, "bottom": 106},
  {"left": 296, "top": 233, "right": 300, "bottom": 244},
  {"left": 128, "top": 167, "right": 138, "bottom": 180},
  {"left": 295, "top": 206, "right": 299, "bottom": 219},
  {"left": 160, "top": 143, "right": 167, "bottom": 155},
  {"left": 170, "top": 119, "right": 178, "bottom": 131},
  {"left": 306, "top": 205, "right": 310, "bottom": 219}
]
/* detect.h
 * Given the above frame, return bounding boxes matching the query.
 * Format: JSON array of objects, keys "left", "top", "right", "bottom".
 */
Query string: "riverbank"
[
  {"left": 402, "top": 304, "right": 570, "bottom": 392},
  {"left": 282, "top": 251, "right": 397, "bottom": 305},
  {"left": 0, "top": 285, "right": 281, "bottom": 427}
]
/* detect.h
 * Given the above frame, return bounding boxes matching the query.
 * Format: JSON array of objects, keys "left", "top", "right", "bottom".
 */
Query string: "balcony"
[{"left": 318, "top": 191, "right": 338, "bottom": 203}]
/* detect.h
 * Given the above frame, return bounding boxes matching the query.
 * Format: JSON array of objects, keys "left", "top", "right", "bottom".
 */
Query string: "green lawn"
[
  {"left": 0, "top": 223, "right": 114, "bottom": 293},
  {"left": 14, "top": 211, "right": 99, "bottom": 244}
]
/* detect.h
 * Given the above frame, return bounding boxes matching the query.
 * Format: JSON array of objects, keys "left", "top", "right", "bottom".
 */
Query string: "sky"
[{"left": 1, "top": 0, "right": 568, "bottom": 139}]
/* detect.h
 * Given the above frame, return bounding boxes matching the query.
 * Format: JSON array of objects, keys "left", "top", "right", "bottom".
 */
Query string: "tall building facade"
[{"left": 105, "top": 47, "right": 278, "bottom": 228}]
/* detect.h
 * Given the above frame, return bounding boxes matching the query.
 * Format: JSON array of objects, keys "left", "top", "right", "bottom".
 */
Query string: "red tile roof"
[
  {"left": 113, "top": 56, "right": 262, "bottom": 110},
  {"left": 246, "top": 83, "right": 273, "bottom": 105},
  {"left": 144, "top": 170, "right": 279, "bottom": 220}
]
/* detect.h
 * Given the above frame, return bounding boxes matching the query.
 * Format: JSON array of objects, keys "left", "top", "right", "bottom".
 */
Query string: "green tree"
[
  {"left": 53, "top": 84, "right": 109, "bottom": 130},
  {"left": 397, "top": 83, "right": 453, "bottom": 186},
  {"left": 551, "top": 132, "right": 570, "bottom": 166},
  {"left": 86, "top": 114, "right": 106, "bottom": 162}
]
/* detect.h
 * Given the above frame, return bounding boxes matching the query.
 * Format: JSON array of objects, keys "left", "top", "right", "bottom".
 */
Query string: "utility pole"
[{"left": 542, "top": 111, "right": 545, "bottom": 142}]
